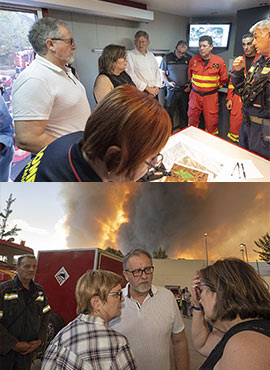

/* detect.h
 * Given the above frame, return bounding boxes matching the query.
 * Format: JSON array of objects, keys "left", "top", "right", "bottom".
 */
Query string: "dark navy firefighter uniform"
[
  {"left": 231, "top": 56, "right": 270, "bottom": 159},
  {"left": 160, "top": 52, "right": 191, "bottom": 129},
  {"left": 0, "top": 276, "right": 51, "bottom": 370}
]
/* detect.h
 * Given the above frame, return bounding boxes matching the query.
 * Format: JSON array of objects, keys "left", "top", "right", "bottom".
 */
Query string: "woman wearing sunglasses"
[
  {"left": 191, "top": 258, "right": 270, "bottom": 370},
  {"left": 42, "top": 270, "right": 136, "bottom": 370}
]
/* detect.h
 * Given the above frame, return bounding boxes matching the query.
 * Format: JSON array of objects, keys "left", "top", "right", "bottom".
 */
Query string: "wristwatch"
[{"left": 192, "top": 305, "right": 203, "bottom": 311}]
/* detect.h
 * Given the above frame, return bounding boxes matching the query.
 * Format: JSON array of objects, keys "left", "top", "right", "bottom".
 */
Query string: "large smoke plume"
[{"left": 60, "top": 183, "right": 269, "bottom": 261}]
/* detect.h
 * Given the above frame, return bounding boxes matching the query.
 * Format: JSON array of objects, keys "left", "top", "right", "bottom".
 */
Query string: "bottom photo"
[{"left": 0, "top": 182, "right": 269, "bottom": 370}]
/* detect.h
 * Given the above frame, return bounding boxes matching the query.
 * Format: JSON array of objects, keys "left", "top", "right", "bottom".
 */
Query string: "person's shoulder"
[
  {"left": 34, "top": 281, "right": 45, "bottom": 292},
  {"left": 189, "top": 54, "right": 200, "bottom": 63},
  {"left": 96, "top": 73, "right": 111, "bottom": 82},
  {"left": 127, "top": 49, "right": 137, "bottom": 56},
  {"left": 0, "top": 278, "right": 15, "bottom": 292},
  {"left": 52, "top": 131, "right": 83, "bottom": 147},
  {"left": 154, "top": 285, "right": 174, "bottom": 297},
  {"left": 108, "top": 326, "right": 130, "bottom": 346},
  {"left": 212, "top": 54, "right": 226, "bottom": 63},
  {"left": 222, "top": 329, "right": 270, "bottom": 368},
  {"left": 166, "top": 52, "right": 175, "bottom": 58}
]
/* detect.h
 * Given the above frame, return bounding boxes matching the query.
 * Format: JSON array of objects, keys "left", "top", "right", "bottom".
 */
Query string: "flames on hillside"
[{"left": 59, "top": 183, "right": 269, "bottom": 262}]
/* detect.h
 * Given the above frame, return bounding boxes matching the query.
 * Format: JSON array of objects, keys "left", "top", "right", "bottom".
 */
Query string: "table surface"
[{"left": 162, "top": 126, "right": 270, "bottom": 182}]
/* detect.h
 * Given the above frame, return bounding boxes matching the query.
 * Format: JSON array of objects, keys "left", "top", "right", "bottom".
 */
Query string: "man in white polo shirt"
[
  {"left": 12, "top": 17, "right": 91, "bottom": 154},
  {"left": 110, "top": 249, "right": 190, "bottom": 370},
  {"left": 126, "top": 30, "right": 162, "bottom": 97}
]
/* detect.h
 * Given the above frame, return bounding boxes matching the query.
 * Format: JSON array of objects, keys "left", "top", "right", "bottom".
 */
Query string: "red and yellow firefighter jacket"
[{"left": 188, "top": 54, "right": 228, "bottom": 93}]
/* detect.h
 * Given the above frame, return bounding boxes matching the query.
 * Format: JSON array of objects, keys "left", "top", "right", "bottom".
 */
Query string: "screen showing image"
[{"left": 188, "top": 24, "right": 231, "bottom": 48}]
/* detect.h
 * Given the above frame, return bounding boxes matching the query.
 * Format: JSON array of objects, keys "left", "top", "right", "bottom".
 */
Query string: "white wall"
[
  {"left": 47, "top": 8, "right": 189, "bottom": 109},
  {"left": 152, "top": 258, "right": 205, "bottom": 290}
]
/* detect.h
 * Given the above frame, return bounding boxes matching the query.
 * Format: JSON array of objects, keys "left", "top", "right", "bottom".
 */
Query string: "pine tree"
[
  {"left": 253, "top": 232, "right": 270, "bottom": 264},
  {"left": 0, "top": 193, "right": 21, "bottom": 240},
  {"left": 105, "top": 247, "right": 123, "bottom": 258},
  {"left": 153, "top": 248, "right": 168, "bottom": 259}
]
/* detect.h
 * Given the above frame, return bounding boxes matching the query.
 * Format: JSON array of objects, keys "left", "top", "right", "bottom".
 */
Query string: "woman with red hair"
[{"left": 16, "top": 85, "right": 171, "bottom": 182}]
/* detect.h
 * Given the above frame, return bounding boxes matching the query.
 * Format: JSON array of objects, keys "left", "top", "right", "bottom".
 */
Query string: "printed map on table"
[{"left": 164, "top": 163, "right": 210, "bottom": 182}]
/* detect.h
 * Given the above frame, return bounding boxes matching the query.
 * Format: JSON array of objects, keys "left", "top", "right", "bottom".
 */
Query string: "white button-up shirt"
[{"left": 126, "top": 49, "right": 162, "bottom": 91}]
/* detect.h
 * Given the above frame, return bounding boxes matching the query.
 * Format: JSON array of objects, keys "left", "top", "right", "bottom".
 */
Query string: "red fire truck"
[
  {"left": 0, "top": 239, "right": 34, "bottom": 283},
  {"left": 35, "top": 248, "right": 124, "bottom": 339},
  {"left": 14, "top": 49, "right": 35, "bottom": 72}
]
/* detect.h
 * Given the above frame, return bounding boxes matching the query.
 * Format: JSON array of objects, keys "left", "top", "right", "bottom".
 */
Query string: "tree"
[
  {"left": 105, "top": 247, "right": 123, "bottom": 258},
  {"left": 0, "top": 193, "right": 21, "bottom": 240},
  {"left": 253, "top": 232, "right": 270, "bottom": 264},
  {"left": 153, "top": 248, "right": 168, "bottom": 259}
]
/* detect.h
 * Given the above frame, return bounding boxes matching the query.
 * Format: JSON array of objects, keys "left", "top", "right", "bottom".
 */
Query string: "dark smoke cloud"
[{"left": 61, "top": 183, "right": 269, "bottom": 261}]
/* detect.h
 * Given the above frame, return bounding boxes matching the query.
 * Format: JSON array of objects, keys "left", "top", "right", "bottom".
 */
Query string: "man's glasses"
[
  {"left": 195, "top": 283, "right": 209, "bottom": 301},
  {"left": 125, "top": 266, "right": 154, "bottom": 277},
  {"left": 108, "top": 291, "right": 123, "bottom": 299},
  {"left": 51, "top": 38, "right": 76, "bottom": 46}
]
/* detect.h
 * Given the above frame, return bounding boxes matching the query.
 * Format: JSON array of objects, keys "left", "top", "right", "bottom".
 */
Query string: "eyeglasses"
[
  {"left": 195, "top": 283, "right": 209, "bottom": 301},
  {"left": 145, "top": 153, "right": 164, "bottom": 171},
  {"left": 108, "top": 291, "right": 123, "bottom": 299},
  {"left": 125, "top": 266, "right": 154, "bottom": 277},
  {"left": 51, "top": 38, "right": 76, "bottom": 46}
]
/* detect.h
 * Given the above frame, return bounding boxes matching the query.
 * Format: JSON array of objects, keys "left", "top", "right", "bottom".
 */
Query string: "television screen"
[{"left": 188, "top": 24, "right": 231, "bottom": 48}]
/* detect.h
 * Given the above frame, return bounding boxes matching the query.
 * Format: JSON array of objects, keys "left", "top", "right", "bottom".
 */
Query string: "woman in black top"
[
  {"left": 94, "top": 44, "right": 135, "bottom": 103},
  {"left": 191, "top": 258, "right": 270, "bottom": 370}
]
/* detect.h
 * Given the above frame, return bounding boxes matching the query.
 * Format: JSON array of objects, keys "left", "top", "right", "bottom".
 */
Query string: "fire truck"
[
  {"left": 35, "top": 248, "right": 124, "bottom": 340},
  {"left": 0, "top": 239, "right": 34, "bottom": 283},
  {"left": 0, "top": 244, "right": 124, "bottom": 341},
  {"left": 14, "top": 49, "right": 35, "bottom": 72}
]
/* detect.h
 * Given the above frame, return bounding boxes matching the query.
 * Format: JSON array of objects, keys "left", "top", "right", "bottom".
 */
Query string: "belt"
[
  {"left": 191, "top": 87, "right": 219, "bottom": 96},
  {"left": 249, "top": 115, "right": 270, "bottom": 125}
]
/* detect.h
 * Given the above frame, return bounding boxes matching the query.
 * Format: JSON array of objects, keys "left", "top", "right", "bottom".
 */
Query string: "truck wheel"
[{"left": 47, "top": 313, "right": 65, "bottom": 344}]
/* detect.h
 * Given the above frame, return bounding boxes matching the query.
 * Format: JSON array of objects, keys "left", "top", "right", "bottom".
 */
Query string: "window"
[{"left": 0, "top": 7, "right": 38, "bottom": 113}]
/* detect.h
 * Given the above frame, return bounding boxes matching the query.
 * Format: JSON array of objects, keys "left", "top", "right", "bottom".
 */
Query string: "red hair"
[{"left": 82, "top": 85, "right": 171, "bottom": 179}]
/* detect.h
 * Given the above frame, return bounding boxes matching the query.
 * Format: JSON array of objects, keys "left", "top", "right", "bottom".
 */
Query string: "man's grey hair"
[
  {"left": 17, "top": 254, "right": 36, "bottom": 266},
  {"left": 123, "top": 249, "right": 153, "bottom": 271},
  {"left": 250, "top": 19, "right": 270, "bottom": 34},
  {"left": 28, "top": 17, "right": 67, "bottom": 56},
  {"left": 134, "top": 30, "right": 149, "bottom": 40}
]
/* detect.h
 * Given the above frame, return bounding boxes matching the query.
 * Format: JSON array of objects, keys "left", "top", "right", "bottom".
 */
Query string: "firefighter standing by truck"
[
  {"left": 188, "top": 35, "right": 228, "bottom": 135},
  {"left": 0, "top": 255, "right": 50, "bottom": 370},
  {"left": 231, "top": 19, "right": 270, "bottom": 160},
  {"left": 226, "top": 32, "right": 259, "bottom": 143}
]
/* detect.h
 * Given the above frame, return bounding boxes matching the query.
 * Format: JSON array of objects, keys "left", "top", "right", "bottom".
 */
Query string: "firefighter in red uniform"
[
  {"left": 188, "top": 35, "right": 228, "bottom": 134},
  {"left": 226, "top": 32, "right": 260, "bottom": 143}
]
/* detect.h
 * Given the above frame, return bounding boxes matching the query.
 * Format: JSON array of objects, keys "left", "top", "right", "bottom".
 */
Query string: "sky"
[{"left": 0, "top": 182, "right": 269, "bottom": 262}]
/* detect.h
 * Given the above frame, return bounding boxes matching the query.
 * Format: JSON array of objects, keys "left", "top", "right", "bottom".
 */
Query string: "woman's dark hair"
[
  {"left": 200, "top": 258, "right": 270, "bottom": 322},
  {"left": 99, "top": 44, "right": 126, "bottom": 74}
]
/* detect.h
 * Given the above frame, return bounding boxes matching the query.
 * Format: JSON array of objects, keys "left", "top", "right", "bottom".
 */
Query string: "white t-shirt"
[
  {"left": 126, "top": 49, "right": 162, "bottom": 91},
  {"left": 110, "top": 284, "right": 184, "bottom": 370},
  {"left": 12, "top": 55, "right": 91, "bottom": 139}
]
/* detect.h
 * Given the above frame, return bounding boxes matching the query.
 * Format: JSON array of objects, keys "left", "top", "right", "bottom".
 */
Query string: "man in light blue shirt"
[{"left": 0, "top": 94, "right": 14, "bottom": 181}]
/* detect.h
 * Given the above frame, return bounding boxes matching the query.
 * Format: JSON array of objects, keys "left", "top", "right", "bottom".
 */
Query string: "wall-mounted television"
[{"left": 188, "top": 23, "right": 232, "bottom": 49}]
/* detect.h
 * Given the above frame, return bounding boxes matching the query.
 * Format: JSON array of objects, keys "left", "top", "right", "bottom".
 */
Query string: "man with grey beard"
[
  {"left": 12, "top": 17, "right": 90, "bottom": 154},
  {"left": 110, "top": 249, "right": 190, "bottom": 370}
]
